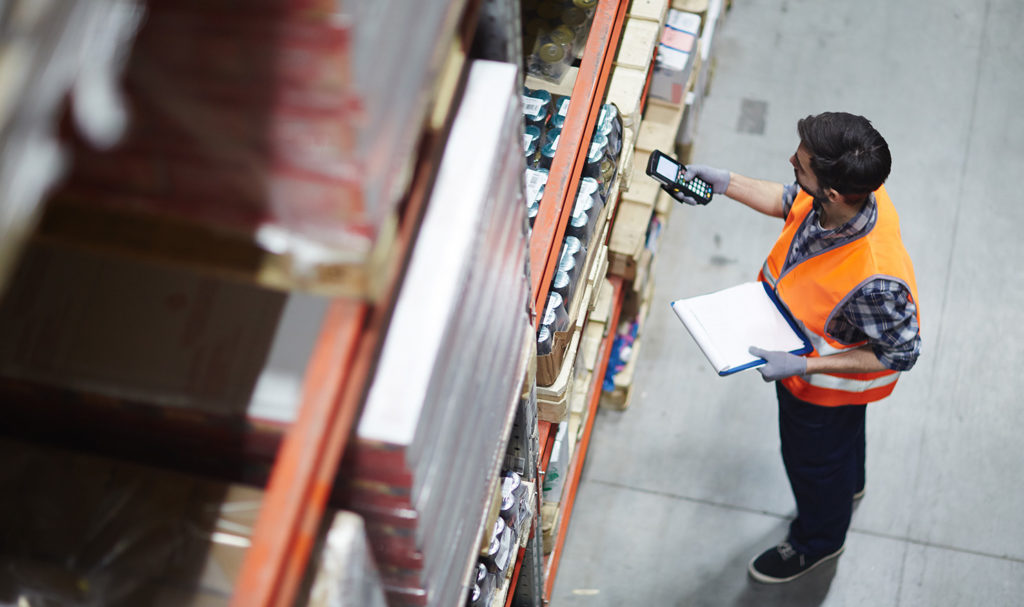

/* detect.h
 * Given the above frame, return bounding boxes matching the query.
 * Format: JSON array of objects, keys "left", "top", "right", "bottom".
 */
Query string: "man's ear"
[{"left": 832, "top": 189, "right": 870, "bottom": 208}]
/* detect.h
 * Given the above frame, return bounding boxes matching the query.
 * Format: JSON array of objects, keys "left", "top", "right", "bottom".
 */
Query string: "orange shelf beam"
[
  {"left": 528, "top": 0, "right": 629, "bottom": 316},
  {"left": 231, "top": 300, "right": 367, "bottom": 607},
  {"left": 543, "top": 275, "right": 625, "bottom": 600}
]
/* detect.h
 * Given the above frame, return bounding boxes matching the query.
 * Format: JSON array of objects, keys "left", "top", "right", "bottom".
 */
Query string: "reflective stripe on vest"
[
  {"left": 761, "top": 260, "right": 778, "bottom": 288},
  {"left": 761, "top": 185, "right": 919, "bottom": 407},
  {"left": 802, "top": 325, "right": 852, "bottom": 357},
  {"left": 802, "top": 370, "right": 900, "bottom": 392},
  {"left": 781, "top": 372, "right": 902, "bottom": 407}
]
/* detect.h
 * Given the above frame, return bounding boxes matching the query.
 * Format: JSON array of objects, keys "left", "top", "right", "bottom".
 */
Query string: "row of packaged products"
[
  {"left": 466, "top": 471, "right": 531, "bottom": 606},
  {"left": 521, "top": 87, "right": 623, "bottom": 356},
  {"left": 522, "top": 88, "right": 623, "bottom": 177}
]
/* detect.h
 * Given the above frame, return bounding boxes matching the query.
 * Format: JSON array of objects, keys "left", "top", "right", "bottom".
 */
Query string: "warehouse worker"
[{"left": 681, "top": 112, "right": 921, "bottom": 583}]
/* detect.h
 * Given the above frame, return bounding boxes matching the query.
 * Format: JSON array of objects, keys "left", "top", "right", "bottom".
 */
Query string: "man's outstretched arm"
[
  {"left": 684, "top": 165, "right": 786, "bottom": 218},
  {"left": 724, "top": 173, "right": 786, "bottom": 218}
]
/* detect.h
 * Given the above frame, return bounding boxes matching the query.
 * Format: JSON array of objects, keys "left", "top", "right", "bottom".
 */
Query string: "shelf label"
[{"left": 522, "top": 95, "right": 545, "bottom": 116}]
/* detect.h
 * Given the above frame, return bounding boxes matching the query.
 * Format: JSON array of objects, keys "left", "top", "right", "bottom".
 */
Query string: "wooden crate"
[
  {"left": 629, "top": 0, "right": 670, "bottom": 23},
  {"left": 604, "top": 65, "right": 648, "bottom": 129},
  {"left": 671, "top": 0, "right": 710, "bottom": 16},
  {"left": 609, "top": 151, "right": 659, "bottom": 256},
  {"left": 537, "top": 327, "right": 581, "bottom": 423},
  {"left": 636, "top": 98, "right": 687, "bottom": 153},
  {"left": 614, "top": 18, "right": 661, "bottom": 71}
]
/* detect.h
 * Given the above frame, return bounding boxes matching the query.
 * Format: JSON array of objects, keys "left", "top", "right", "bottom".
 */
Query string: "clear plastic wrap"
[
  {"left": 522, "top": 0, "right": 596, "bottom": 84},
  {"left": 0, "top": 438, "right": 263, "bottom": 606},
  {"left": 305, "top": 512, "right": 388, "bottom": 607}
]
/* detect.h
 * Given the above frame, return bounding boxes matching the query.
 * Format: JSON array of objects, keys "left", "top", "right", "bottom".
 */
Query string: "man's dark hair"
[{"left": 797, "top": 112, "right": 891, "bottom": 196}]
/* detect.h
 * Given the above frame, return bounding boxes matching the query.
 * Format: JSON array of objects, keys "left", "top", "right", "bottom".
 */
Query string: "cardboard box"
[
  {"left": 536, "top": 327, "right": 581, "bottom": 423},
  {"left": 649, "top": 10, "right": 702, "bottom": 105}
]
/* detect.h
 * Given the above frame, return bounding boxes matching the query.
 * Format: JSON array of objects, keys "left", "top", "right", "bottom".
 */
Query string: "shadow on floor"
[{"left": 671, "top": 522, "right": 840, "bottom": 607}]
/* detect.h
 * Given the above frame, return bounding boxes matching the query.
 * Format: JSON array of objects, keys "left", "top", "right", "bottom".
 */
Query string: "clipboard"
[{"left": 670, "top": 281, "right": 812, "bottom": 376}]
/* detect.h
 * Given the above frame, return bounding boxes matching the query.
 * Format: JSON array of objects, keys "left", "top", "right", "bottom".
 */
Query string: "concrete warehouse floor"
[{"left": 552, "top": 0, "right": 1024, "bottom": 605}]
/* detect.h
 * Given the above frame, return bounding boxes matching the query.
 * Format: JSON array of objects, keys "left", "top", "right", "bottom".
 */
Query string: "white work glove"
[
  {"left": 749, "top": 346, "right": 807, "bottom": 382},
  {"left": 673, "top": 164, "right": 730, "bottom": 205}
]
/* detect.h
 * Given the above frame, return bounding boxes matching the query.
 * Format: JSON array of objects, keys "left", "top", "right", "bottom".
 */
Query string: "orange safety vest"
[{"left": 758, "top": 185, "right": 920, "bottom": 406}]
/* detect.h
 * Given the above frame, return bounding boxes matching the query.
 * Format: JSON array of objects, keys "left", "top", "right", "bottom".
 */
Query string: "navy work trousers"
[{"left": 776, "top": 381, "right": 866, "bottom": 558}]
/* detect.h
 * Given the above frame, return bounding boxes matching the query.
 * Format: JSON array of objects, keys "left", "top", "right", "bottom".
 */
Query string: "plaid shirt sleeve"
[
  {"left": 828, "top": 278, "right": 921, "bottom": 371},
  {"left": 781, "top": 182, "right": 800, "bottom": 218}
]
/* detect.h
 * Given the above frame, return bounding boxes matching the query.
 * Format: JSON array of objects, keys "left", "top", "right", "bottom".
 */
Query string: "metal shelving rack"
[
  {"left": 528, "top": 1, "right": 629, "bottom": 316},
  {"left": 520, "top": 0, "right": 631, "bottom": 602},
  {"left": 0, "top": 0, "right": 653, "bottom": 604}
]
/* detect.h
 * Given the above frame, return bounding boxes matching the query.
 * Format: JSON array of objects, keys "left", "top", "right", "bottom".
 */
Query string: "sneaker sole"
[{"left": 747, "top": 544, "right": 846, "bottom": 584}]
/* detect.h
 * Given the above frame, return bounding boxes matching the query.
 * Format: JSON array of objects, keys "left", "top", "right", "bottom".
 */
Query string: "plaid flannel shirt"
[{"left": 781, "top": 183, "right": 921, "bottom": 371}]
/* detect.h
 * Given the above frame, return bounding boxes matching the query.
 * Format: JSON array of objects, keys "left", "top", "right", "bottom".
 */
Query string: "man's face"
[
  {"left": 790, "top": 142, "right": 831, "bottom": 214},
  {"left": 790, "top": 143, "right": 823, "bottom": 196}
]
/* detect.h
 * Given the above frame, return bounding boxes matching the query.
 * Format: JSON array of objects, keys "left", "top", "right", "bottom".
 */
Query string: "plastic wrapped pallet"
[
  {"left": 44, "top": 0, "right": 465, "bottom": 281},
  {"left": 0, "top": 437, "right": 263, "bottom": 606},
  {"left": 344, "top": 60, "right": 531, "bottom": 607}
]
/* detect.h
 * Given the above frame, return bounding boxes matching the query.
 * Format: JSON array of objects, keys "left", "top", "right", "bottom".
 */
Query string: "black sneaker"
[{"left": 748, "top": 541, "right": 845, "bottom": 583}]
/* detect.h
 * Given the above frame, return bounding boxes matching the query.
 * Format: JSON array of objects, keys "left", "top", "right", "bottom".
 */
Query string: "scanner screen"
[{"left": 656, "top": 155, "right": 679, "bottom": 181}]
